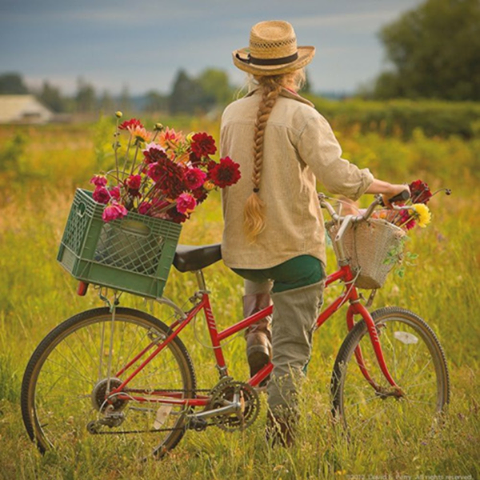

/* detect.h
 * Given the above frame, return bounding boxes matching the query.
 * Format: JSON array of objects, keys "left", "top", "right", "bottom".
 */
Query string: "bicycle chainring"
[{"left": 209, "top": 379, "right": 260, "bottom": 432}]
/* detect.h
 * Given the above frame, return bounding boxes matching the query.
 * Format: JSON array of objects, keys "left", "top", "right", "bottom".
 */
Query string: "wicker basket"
[
  {"left": 327, "top": 218, "right": 406, "bottom": 289},
  {"left": 57, "top": 189, "right": 182, "bottom": 298}
]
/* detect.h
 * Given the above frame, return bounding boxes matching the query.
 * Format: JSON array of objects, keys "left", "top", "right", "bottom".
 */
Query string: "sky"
[{"left": 0, "top": 0, "right": 425, "bottom": 96}]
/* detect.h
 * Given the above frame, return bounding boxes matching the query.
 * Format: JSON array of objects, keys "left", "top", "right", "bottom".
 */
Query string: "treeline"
[
  {"left": 0, "top": 69, "right": 237, "bottom": 116},
  {"left": 367, "top": 0, "right": 480, "bottom": 101},
  {"left": 309, "top": 96, "right": 480, "bottom": 139}
]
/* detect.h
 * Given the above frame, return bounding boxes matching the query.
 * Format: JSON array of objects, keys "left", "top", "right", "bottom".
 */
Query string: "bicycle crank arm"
[{"left": 187, "top": 400, "right": 242, "bottom": 422}]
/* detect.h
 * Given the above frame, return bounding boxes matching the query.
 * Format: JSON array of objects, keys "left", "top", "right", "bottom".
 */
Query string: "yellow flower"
[
  {"left": 412, "top": 203, "right": 431, "bottom": 228},
  {"left": 115, "top": 111, "right": 123, "bottom": 118},
  {"left": 204, "top": 181, "right": 215, "bottom": 191}
]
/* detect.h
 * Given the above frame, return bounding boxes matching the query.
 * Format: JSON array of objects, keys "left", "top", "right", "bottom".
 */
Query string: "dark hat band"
[{"left": 236, "top": 52, "right": 298, "bottom": 66}]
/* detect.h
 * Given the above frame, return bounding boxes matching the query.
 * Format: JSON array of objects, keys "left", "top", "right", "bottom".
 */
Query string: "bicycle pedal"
[{"left": 188, "top": 416, "right": 208, "bottom": 431}]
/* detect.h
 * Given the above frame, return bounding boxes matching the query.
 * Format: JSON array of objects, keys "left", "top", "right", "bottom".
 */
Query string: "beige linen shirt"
[{"left": 220, "top": 88, "right": 374, "bottom": 270}]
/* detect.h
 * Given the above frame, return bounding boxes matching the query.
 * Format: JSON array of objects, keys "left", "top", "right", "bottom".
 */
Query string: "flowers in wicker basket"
[
  {"left": 375, "top": 179, "right": 434, "bottom": 231},
  {"left": 90, "top": 113, "right": 241, "bottom": 223}
]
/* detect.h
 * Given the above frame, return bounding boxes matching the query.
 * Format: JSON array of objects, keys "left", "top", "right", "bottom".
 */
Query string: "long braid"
[{"left": 244, "top": 76, "right": 283, "bottom": 242}]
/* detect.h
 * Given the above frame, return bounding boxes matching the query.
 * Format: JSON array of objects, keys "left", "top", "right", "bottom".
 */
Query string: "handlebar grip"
[
  {"left": 388, "top": 190, "right": 410, "bottom": 204},
  {"left": 379, "top": 190, "right": 410, "bottom": 206}
]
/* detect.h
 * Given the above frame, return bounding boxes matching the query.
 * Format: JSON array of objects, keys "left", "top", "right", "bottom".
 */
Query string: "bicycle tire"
[
  {"left": 331, "top": 306, "right": 449, "bottom": 434},
  {"left": 21, "top": 307, "right": 196, "bottom": 459}
]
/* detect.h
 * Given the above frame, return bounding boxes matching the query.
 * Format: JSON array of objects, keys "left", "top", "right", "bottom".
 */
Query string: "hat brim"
[{"left": 232, "top": 46, "right": 315, "bottom": 76}]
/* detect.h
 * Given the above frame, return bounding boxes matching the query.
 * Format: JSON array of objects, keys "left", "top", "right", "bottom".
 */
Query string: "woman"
[{"left": 220, "top": 20, "right": 407, "bottom": 445}]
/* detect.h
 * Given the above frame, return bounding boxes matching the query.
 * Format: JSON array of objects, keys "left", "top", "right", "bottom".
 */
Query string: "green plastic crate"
[{"left": 57, "top": 189, "right": 182, "bottom": 298}]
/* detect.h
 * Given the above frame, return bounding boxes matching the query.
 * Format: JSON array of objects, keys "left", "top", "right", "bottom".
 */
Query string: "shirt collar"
[{"left": 244, "top": 87, "right": 314, "bottom": 108}]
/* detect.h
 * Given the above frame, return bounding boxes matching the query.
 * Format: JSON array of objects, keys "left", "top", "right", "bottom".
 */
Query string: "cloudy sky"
[{"left": 0, "top": 0, "right": 424, "bottom": 96}]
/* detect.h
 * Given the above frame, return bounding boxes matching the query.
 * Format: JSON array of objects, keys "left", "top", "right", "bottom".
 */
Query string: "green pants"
[
  {"left": 234, "top": 255, "right": 325, "bottom": 412},
  {"left": 232, "top": 255, "right": 325, "bottom": 293}
]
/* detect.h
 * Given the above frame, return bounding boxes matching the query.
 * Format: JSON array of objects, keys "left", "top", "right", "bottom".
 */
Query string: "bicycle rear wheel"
[
  {"left": 331, "top": 307, "right": 449, "bottom": 435},
  {"left": 21, "top": 307, "right": 196, "bottom": 459}
]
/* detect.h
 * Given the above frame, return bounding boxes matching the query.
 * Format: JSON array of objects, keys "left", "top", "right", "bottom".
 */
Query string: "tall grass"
[{"left": 0, "top": 119, "right": 478, "bottom": 479}]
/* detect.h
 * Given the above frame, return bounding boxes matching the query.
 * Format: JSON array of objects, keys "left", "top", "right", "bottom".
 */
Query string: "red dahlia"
[
  {"left": 147, "top": 158, "right": 185, "bottom": 198},
  {"left": 409, "top": 180, "right": 432, "bottom": 204},
  {"left": 125, "top": 174, "right": 142, "bottom": 197},
  {"left": 192, "top": 187, "right": 208, "bottom": 204},
  {"left": 143, "top": 147, "right": 169, "bottom": 165},
  {"left": 119, "top": 118, "right": 143, "bottom": 130},
  {"left": 208, "top": 157, "right": 241, "bottom": 188},
  {"left": 191, "top": 132, "right": 217, "bottom": 157},
  {"left": 166, "top": 206, "right": 189, "bottom": 224},
  {"left": 189, "top": 151, "right": 203, "bottom": 165}
]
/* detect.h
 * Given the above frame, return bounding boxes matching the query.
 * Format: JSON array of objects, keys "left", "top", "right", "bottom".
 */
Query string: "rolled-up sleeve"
[{"left": 296, "top": 114, "right": 374, "bottom": 200}]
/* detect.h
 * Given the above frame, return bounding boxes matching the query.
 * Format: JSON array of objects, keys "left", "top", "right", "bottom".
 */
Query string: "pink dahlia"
[
  {"left": 102, "top": 201, "right": 128, "bottom": 222},
  {"left": 184, "top": 167, "right": 207, "bottom": 190},
  {"left": 92, "top": 186, "right": 111, "bottom": 204},
  {"left": 90, "top": 175, "right": 108, "bottom": 187},
  {"left": 176, "top": 193, "right": 196, "bottom": 214}
]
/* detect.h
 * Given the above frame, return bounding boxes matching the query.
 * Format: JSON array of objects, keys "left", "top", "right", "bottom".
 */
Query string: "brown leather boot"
[{"left": 243, "top": 293, "right": 272, "bottom": 378}]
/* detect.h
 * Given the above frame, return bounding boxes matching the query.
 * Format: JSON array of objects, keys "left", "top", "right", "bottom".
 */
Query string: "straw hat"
[{"left": 233, "top": 20, "right": 315, "bottom": 76}]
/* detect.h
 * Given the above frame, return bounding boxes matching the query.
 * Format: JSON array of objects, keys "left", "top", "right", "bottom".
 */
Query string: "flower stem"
[
  {"left": 150, "top": 202, "right": 176, "bottom": 217},
  {"left": 122, "top": 136, "right": 132, "bottom": 178},
  {"left": 130, "top": 143, "right": 140, "bottom": 176},
  {"left": 114, "top": 119, "right": 120, "bottom": 180}
]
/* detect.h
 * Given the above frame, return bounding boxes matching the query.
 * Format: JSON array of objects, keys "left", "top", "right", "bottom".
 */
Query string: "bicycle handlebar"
[
  {"left": 318, "top": 189, "right": 410, "bottom": 225},
  {"left": 318, "top": 194, "right": 382, "bottom": 225}
]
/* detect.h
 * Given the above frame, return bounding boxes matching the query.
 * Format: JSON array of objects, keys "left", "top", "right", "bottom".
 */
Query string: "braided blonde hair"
[{"left": 244, "top": 70, "right": 306, "bottom": 242}]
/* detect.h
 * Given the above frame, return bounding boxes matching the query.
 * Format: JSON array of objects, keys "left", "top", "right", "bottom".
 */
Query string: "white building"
[{"left": 0, "top": 95, "right": 54, "bottom": 124}]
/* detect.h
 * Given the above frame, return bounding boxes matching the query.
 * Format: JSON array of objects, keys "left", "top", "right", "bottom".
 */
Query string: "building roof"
[{"left": 0, "top": 95, "right": 53, "bottom": 124}]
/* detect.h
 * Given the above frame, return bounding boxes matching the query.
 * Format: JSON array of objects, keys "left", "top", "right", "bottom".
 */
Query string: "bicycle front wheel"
[
  {"left": 21, "top": 307, "right": 196, "bottom": 459},
  {"left": 331, "top": 307, "right": 449, "bottom": 435}
]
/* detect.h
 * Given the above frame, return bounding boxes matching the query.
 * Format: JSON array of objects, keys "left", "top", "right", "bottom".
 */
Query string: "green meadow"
[{"left": 0, "top": 116, "right": 479, "bottom": 479}]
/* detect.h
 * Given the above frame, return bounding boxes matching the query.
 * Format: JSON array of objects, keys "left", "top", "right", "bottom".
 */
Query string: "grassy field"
[{"left": 0, "top": 118, "right": 479, "bottom": 479}]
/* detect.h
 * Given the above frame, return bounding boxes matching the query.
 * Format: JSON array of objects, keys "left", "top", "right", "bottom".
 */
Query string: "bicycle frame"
[{"left": 109, "top": 261, "right": 401, "bottom": 408}]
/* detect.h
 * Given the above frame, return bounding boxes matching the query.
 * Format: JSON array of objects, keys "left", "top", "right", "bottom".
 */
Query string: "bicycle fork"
[{"left": 347, "top": 303, "right": 404, "bottom": 399}]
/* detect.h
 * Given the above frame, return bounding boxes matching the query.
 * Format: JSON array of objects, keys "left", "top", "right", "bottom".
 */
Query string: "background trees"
[
  {"left": 0, "top": 68, "right": 236, "bottom": 116},
  {"left": 373, "top": 0, "right": 480, "bottom": 100},
  {"left": 0, "top": 73, "right": 29, "bottom": 95},
  {"left": 169, "top": 68, "right": 235, "bottom": 114}
]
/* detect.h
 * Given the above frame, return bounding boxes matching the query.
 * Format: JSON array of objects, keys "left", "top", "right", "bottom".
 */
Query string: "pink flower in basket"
[
  {"left": 102, "top": 201, "right": 128, "bottom": 222},
  {"left": 176, "top": 193, "right": 196, "bottom": 214}
]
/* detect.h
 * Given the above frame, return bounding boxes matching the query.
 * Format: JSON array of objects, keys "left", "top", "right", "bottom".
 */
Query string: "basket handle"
[
  {"left": 76, "top": 202, "right": 86, "bottom": 218},
  {"left": 116, "top": 219, "right": 152, "bottom": 238}
]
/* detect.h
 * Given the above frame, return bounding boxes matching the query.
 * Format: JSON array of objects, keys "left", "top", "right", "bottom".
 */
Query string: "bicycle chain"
[{"left": 88, "top": 388, "right": 219, "bottom": 435}]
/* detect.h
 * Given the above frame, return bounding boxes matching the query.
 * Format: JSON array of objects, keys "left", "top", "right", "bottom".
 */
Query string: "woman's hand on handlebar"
[{"left": 365, "top": 180, "right": 410, "bottom": 208}]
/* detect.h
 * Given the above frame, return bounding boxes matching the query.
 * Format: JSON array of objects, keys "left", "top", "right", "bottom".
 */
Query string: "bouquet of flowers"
[
  {"left": 375, "top": 179, "right": 436, "bottom": 230},
  {"left": 90, "top": 112, "right": 241, "bottom": 224}
]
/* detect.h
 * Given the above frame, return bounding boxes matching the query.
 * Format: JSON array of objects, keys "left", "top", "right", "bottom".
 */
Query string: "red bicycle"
[{"left": 21, "top": 194, "right": 450, "bottom": 458}]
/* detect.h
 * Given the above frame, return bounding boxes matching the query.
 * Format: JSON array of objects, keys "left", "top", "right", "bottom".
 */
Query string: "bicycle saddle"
[{"left": 173, "top": 243, "right": 222, "bottom": 272}]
